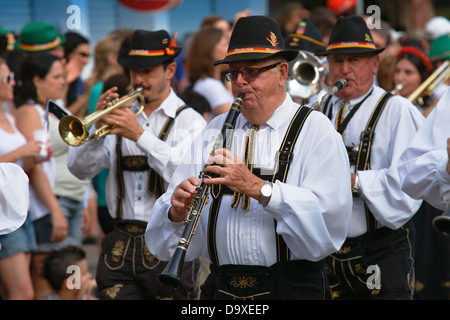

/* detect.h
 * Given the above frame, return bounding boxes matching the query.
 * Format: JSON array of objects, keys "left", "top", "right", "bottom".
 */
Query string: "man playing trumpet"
[{"left": 67, "top": 29, "right": 206, "bottom": 300}]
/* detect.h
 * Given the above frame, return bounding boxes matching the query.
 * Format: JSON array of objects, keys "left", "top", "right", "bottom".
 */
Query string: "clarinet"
[
  {"left": 312, "top": 78, "right": 348, "bottom": 111},
  {"left": 158, "top": 94, "right": 245, "bottom": 289}
]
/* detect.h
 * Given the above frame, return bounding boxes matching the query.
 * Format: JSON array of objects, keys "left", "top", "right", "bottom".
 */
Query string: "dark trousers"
[
  {"left": 96, "top": 220, "right": 200, "bottom": 300},
  {"left": 325, "top": 222, "right": 415, "bottom": 300},
  {"left": 200, "top": 260, "right": 330, "bottom": 300}
]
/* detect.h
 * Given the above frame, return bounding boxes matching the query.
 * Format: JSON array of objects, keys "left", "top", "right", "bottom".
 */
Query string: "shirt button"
[
  {"left": 241, "top": 233, "right": 245, "bottom": 238},
  {"left": 243, "top": 257, "right": 248, "bottom": 262}
]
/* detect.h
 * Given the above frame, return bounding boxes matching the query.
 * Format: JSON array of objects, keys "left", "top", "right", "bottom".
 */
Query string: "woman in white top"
[
  {"left": 184, "top": 27, "right": 234, "bottom": 119},
  {"left": 0, "top": 57, "right": 43, "bottom": 299},
  {"left": 15, "top": 52, "right": 68, "bottom": 299}
]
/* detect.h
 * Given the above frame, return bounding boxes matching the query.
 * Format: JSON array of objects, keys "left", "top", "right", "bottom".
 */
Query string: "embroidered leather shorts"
[
  {"left": 325, "top": 224, "right": 415, "bottom": 300},
  {"left": 200, "top": 260, "right": 329, "bottom": 300},
  {"left": 96, "top": 220, "right": 200, "bottom": 300}
]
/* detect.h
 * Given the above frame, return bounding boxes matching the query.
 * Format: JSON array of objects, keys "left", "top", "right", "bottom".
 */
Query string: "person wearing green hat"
[{"left": 15, "top": 21, "right": 65, "bottom": 59}]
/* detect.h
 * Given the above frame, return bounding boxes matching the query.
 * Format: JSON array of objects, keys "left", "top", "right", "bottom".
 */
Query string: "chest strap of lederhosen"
[
  {"left": 321, "top": 95, "right": 333, "bottom": 120},
  {"left": 354, "top": 92, "right": 392, "bottom": 232},
  {"left": 207, "top": 106, "right": 313, "bottom": 266},
  {"left": 115, "top": 105, "right": 190, "bottom": 219}
]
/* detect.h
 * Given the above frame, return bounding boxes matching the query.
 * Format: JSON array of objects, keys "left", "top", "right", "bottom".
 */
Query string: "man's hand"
[
  {"left": 203, "top": 148, "right": 264, "bottom": 200},
  {"left": 169, "top": 177, "right": 201, "bottom": 222}
]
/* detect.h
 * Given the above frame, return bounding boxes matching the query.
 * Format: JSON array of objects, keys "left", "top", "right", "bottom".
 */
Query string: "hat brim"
[
  {"left": 117, "top": 48, "right": 182, "bottom": 69},
  {"left": 15, "top": 34, "right": 66, "bottom": 52},
  {"left": 316, "top": 46, "right": 384, "bottom": 56},
  {"left": 213, "top": 50, "right": 299, "bottom": 66}
]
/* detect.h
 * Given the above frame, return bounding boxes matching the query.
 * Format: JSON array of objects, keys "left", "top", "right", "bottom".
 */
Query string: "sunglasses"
[
  {"left": 2, "top": 72, "right": 14, "bottom": 86},
  {"left": 224, "top": 62, "right": 282, "bottom": 82}
]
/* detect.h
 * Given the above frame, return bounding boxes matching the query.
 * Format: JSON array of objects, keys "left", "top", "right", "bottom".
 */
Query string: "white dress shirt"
[
  {"left": 326, "top": 85, "right": 424, "bottom": 237},
  {"left": 398, "top": 87, "right": 450, "bottom": 211},
  {"left": 0, "top": 163, "right": 29, "bottom": 235},
  {"left": 145, "top": 94, "right": 353, "bottom": 266},
  {"left": 67, "top": 89, "right": 207, "bottom": 222}
]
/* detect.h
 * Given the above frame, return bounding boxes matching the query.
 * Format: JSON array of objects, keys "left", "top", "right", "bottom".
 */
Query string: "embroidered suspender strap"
[
  {"left": 147, "top": 105, "right": 190, "bottom": 198},
  {"left": 272, "top": 106, "right": 313, "bottom": 262},
  {"left": 207, "top": 105, "right": 313, "bottom": 266},
  {"left": 355, "top": 92, "right": 393, "bottom": 232},
  {"left": 115, "top": 136, "right": 125, "bottom": 219}
]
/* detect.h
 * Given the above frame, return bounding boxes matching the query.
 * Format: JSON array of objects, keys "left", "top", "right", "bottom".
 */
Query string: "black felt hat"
[
  {"left": 213, "top": 15, "right": 298, "bottom": 66},
  {"left": 286, "top": 19, "right": 326, "bottom": 54},
  {"left": 317, "top": 15, "right": 384, "bottom": 56},
  {"left": 118, "top": 29, "right": 181, "bottom": 69}
]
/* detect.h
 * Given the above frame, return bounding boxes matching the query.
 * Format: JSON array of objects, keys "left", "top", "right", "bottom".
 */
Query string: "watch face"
[{"left": 261, "top": 183, "right": 272, "bottom": 197}]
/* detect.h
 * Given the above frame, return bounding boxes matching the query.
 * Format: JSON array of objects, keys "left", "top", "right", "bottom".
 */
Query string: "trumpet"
[
  {"left": 59, "top": 87, "right": 145, "bottom": 146},
  {"left": 158, "top": 94, "right": 244, "bottom": 289}
]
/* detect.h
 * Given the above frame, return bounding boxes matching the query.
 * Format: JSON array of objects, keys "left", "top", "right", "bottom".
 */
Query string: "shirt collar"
[
  {"left": 331, "top": 85, "right": 374, "bottom": 108},
  {"left": 158, "top": 88, "right": 180, "bottom": 118}
]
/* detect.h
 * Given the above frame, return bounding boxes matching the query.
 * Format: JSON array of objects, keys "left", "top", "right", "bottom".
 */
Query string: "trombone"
[
  {"left": 408, "top": 60, "right": 449, "bottom": 104},
  {"left": 59, "top": 87, "right": 145, "bottom": 146}
]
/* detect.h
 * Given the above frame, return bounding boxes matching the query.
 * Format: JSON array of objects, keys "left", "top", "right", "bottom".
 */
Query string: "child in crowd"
[{"left": 42, "top": 246, "right": 97, "bottom": 300}]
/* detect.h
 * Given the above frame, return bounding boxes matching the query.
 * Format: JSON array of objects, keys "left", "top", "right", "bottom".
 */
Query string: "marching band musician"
[
  {"left": 398, "top": 87, "right": 450, "bottom": 215},
  {"left": 317, "top": 15, "right": 424, "bottom": 299},
  {"left": 145, "top": 15, "right": 353, "bottom": 300},
  {"left": 284, "top": 19, "right": 327, "bottom": 105},
  {"left": 67, "top": 29, "right": 206, "bottom": 300},
  {"left": 398, "top": 87, "right": 450, "bottom": 299}
]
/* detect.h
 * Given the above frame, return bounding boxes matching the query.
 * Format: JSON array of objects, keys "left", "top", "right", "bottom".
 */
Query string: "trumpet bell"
[
  {"left": 286, "top": 50, "right": 326, "bottom": 100},
  {"left": 58, "top": 87, "right": 145, "bottom": 146},
  {"left": 58, "top": 115, "right": 88, "bottom": 147}
]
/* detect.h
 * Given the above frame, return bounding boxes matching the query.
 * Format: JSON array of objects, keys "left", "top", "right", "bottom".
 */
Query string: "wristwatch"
[
  {"left": 352, "top": 174, "right": 361, "bottom": 197},
  {"left": 259, "top": 181, "right": 273, "bottom": 207}
]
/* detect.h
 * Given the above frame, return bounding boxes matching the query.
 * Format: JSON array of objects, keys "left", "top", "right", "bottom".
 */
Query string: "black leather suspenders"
[
  {"left": 355, "top": 92, "right": 392, "bottom": 231},
  {"left": 207, "top": 106, "right": 313, "bottom": 266},
  {"left": 115, "top": 105, "right": 189, "bottom": 219},
  {"left": 323, "top": 91, "right": 393, "bottom": 232}
]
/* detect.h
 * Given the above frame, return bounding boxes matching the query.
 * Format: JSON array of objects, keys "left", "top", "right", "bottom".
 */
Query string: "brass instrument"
[
  {"left": 432, "top": 206, "right": 450, "bottom": 236},
  {"left": 286, "top": 50, "right": 327, "bottom": 101},
  {"left": 391, "top": 83, "right": 403, "bottom": 94},
  {"left": 312, "top": 78, "right": 348, "bottom": 111},
  {"left": 59, "top": 87, "right": 145, "bottom": 146},
  {"left": 408, "top": 60, "right": 450, "bottom": 104},
  {"left": 158, "top": 94, "right": 245, "bottom": 289}
]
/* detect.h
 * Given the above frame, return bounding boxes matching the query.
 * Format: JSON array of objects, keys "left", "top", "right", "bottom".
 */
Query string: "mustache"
[{"left": 134, "top": 85, "right": 151, "bottom": 103}]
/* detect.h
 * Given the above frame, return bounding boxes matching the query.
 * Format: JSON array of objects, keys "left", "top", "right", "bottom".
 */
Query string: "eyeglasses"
[
  {"left": 224, "top": 62, "right": 282, "bottom": 82},
  {"left": 2, "top": 72, "right": 14, "bottom": 86}
]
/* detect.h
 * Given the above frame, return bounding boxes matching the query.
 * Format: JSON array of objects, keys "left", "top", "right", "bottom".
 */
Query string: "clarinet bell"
[{"left": 432, "top": 206, "right": 450, "bottom": 236}]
